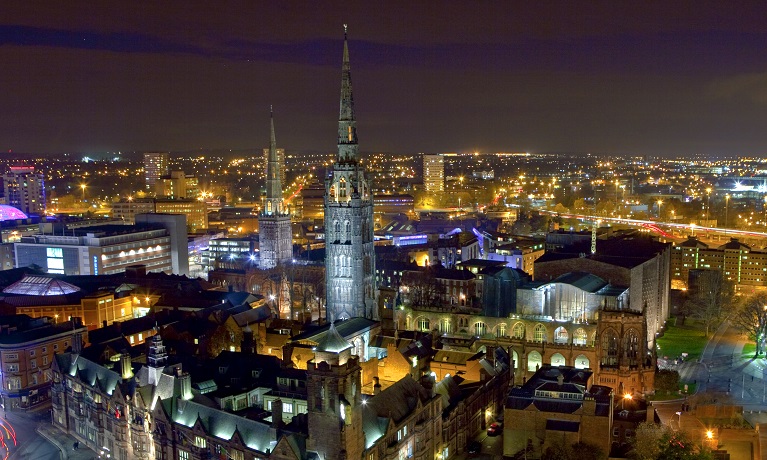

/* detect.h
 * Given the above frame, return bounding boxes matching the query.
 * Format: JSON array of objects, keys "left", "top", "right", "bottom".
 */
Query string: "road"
[{"left": 2, "top": 408, "right": 59, "bottom": 460}]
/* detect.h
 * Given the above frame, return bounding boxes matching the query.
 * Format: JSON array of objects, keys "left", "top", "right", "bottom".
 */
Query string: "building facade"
[
  {"left": 671, "top": 236, "right": 767, "bottom": 289},
  {"left": 15, "top": 216, "right": 188, "bottom": 276},
  {"left": 0, "top": 316, "right": 87, "bottom": 411},
  {"left": 324, "top": 30, "right": 376, "bottom": 320},
  {"left": 155, "top": 170, "right": 200, "bottom": 200},
  {"left": 259, "top": 110, "right": 293, "bottom": 269},
  {"left": 3, "top": 166, "right": 45, "bottom": 215},
  {"left": 422, "top": 154, "right": 445, "bottom": 193},
  {"left": 143, "top": 152, "right": 169, "bottom": 190}
]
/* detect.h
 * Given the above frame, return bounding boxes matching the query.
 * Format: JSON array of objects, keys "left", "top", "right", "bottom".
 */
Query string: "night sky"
[{"left": 3, "top": 2, "right": 767, "bottom": 156}]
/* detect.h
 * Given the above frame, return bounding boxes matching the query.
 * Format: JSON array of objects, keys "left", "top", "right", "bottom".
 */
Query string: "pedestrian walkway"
[{"left": 34, "top": 424, "right": 97, "bottom": 460}]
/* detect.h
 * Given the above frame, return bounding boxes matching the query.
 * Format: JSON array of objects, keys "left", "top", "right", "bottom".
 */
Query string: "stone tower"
[
  {"left": 259, "top": 108, "right": 293, "bottom": 269},
  {"left": 306, "top": 323, "right": 365, "bottom": 460},
  {"left": 147, "top": 332, "right": 168, "bottom": 386},
  {"left": 324, "top": 26, "right": 376, "bottom": 321}
]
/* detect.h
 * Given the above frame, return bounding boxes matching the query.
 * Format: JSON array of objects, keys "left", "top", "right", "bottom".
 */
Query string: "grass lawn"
[
  {"left": 742, "top": 342, "right": 757, "bottom": 358},
  {"left": 656, "top": 322, "right": 708, "bottom": 362}
]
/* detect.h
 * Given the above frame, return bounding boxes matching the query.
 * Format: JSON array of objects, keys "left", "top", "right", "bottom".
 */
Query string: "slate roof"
[
  {"left": 362, "top": 375, "right": 434, "bottom": 448},
  {"left": 291, "top": 318, "right": 377, "bottom": 344},
  {"left": 55, "top": 352, "right": 121, "bottom": 396},
  {"left": 718, "top": 238, "right": 751, "bottom": 251},
  {"left": 162, "top": 397, "right": 278, "bottom": 453},
  {"left": 506, "top": 365, "right": 611, "bottom": 417}
]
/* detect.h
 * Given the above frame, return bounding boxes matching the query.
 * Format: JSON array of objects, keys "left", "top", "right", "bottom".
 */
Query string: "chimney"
[
  {"left": 582, "top": 395, "right": 596, "bottom": 416},
  {"left": 271, "top": 399, "right": 283, "bottom": 428},
  {"left": 242, "top": 324, "right": 254, "bottom": 354},
  {"left": 557, "top": 373, "right": 564, "bottom": 387},
  {"left": 119, "top": 353, "right": 133, "bottom": 379},
  {"left": 373, "top": 377, "right": 382, "bottom": 395},
  {"left": 175, "top": 367, "right": 193, "bottom": 401}
]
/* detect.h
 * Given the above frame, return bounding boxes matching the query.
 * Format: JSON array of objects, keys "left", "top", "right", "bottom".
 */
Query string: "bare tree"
[
  {"left": 401, "top": 268, "right": 444, "bottom": 308},
  {"left": 731, "top": 292, "right": 767, "bottom": 357},
  {"left": 686, "top": 273, "right": 736, "bottom": 336}
]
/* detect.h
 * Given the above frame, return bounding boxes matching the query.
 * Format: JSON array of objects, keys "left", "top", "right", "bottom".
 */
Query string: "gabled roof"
[
  {"left": 163, "top": 397, "right": 278, "bottom": 453},
  {"left": 55, "top": 352, "right": 121, "bottom": 396},
  {"left": 362, "top": 375, "right": 434, "bottom": 448},
  {"left": 291, "top": 318, "right": 377, "bottom": 344}
]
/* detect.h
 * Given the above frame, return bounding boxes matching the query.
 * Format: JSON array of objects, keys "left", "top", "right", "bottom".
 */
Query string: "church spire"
[
  {"left": 264, "top": 106, "right": 283, "bottom": 214},
  {"left": 337, "top": 24, "right": 358, "bottom": 163}
]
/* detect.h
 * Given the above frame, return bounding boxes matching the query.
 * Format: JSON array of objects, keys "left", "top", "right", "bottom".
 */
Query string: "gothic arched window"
[{"left": 601, "top": 329, "right": 619, "bottom": 367}]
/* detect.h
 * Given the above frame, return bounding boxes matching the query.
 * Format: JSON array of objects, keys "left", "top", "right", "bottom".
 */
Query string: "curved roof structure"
[
  {"left": 0, "top": 205, "right": 28, "bottom": 221},
  {"left": 315, "top": 322, "right": 352, "bottom": 353}
]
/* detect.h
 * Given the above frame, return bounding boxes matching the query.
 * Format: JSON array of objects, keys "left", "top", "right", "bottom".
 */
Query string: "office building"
[
  {"left": 143, "top": 152, "right": 169, "bottom": 190},
  {"left": 324, "top": 29, "right": 376, "bottom": 320},
  {"left": 154, "top": 198, "right": 207, "bottom": 232},
  {"left": 3, "top": 166, "right": 45, "bottom": 215},
  {"left": 155, "top": 170, "right": 200, "bottom": 199},
  {"left": 15, "top": 215, "right": 188, "bottom": 276},
  {"left": 422, "top": 154, "right": 445, "bottom": 193}
]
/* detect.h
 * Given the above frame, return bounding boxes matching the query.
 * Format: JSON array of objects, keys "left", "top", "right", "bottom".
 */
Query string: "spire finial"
[
  {"left": 270, "top": 104, "right": 273, "bottom": 115},
  {"left": 343, "top": 24, "right": 348, "bottom": 36}
]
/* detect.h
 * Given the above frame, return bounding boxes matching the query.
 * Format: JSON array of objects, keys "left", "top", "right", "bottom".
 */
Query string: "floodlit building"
[
  {"left": 324, "top": 30, "right": 376, "bottom": 320},
  {"left": 155, "top": 170, "right": 200, "bottom": 199},
  {"left": 258, "top": 109, "right": 292, "bottom": 269}
]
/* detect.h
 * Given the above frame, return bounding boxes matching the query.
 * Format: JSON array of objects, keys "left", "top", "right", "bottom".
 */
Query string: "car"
[
  {"left": 487, "top": 422, "right": 502, "bottom": 436},
  {"left": 467, "top": 441, "right": 482, "bottom": 454}
]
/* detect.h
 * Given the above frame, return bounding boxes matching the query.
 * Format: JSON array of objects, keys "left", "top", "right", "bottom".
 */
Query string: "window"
[
  {"left": 4, "top": 353, "right": 17, "bottom": 360},
  {"left": 53, "top": 345, "right": 59, "bottom": 351},
  {"left": 418, "top": 318, "right": 430, "bottom": 332},
  {"left": 533, "top": 324, "right": 547, "bottom": 342},
  {"left": 178, "top": 450, "right": 190, "bottom": 460},
  {"left": 512, "top": 322, "right": 525, "bottom": 339},
  {"left": 30, "top": 359, "right": 37, "bottom": 369},
  {"left": 29, "top": 350, "right": 35, "bottom": 357},
  {"left": 43, "top": 356, "right": 49, "bottom": 366},
  {"left": 283, "top": 402, "right": 294, "bottom": 413},
  {"left": 230, "top": 449, "right": 244, "bottom": 460},
  {"left": 42, "top": 347, "right": 47, "bottom": 353},
  {"left": 194, "top": 436, "right": 206, "bottom": 448},
  {"left": 7, "top": 364, "right": 18, "bottom": 372}
]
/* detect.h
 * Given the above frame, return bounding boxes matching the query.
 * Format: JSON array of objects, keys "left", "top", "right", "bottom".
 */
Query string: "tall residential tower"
[
  {"left": 324, "top": 28, "right": 376, "bottom": 320},
  {"left": 258, "top": 109, "right": 292, "bottom": 269}
]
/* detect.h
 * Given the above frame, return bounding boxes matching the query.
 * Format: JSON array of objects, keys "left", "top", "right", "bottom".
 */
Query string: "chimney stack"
[
  {"left": 373, "top": 377, "right": 382, "bottom": 395},
  {"left": 120, "top": 352, "right": 133, "bottom": 379},
  {"left": 271, "top": 399, "right": 283, "bottom": 428}
]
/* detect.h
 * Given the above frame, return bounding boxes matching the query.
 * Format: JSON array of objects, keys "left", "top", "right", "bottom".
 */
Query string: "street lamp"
[
  {"left": 725, "top": 194, "right": 730, "bottom": 234},
  {"left": 80, "top": 184, "right": 86, "bottom": 201},
  {"left": 706, "top": 187, "right": 712, "bottom": 220},
  {"left": 657, "top": 200, "right": 663, "bottom": 219},
  {"left": 621, "top": 393, "right": 632, "bottom": 409}
]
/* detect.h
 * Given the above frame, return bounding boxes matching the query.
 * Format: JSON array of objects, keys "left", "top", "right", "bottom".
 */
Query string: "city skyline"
[{"left": 4, "top": 3, "right": 767, "bottom": 156}]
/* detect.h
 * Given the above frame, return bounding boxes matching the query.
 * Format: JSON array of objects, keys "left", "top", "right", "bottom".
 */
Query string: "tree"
[
  {"left": 401, "top": 268, "right": 444, "bottom": 308},
  {"left": 731, "top": 292, "right": 767, "bottom": 356},
  {"left": 687, "top": 273, "right": 736, "bottom": 337},
  {"left": 552, "top": 203, "right": 570, "bottom": 214},
  {"left": 631, "top": 422, "right": 712, "bottom": 460},
  {"left": 542, "top": 441, "right": 606, "bottom": 460},
  {"left": 573, "top": 198, "right": 588, "bottom": 212},
  {"left": 595, "top": 200, "right": 616, "bottom": 217},
  {"left": 655, "top": 369, "right": 680, "bottom": 392}
]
